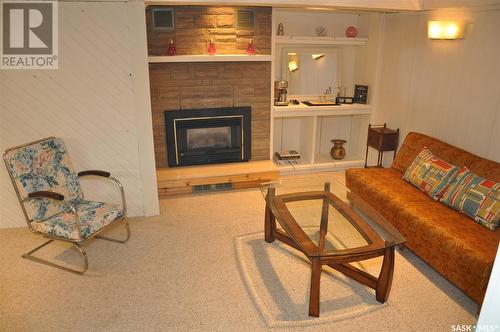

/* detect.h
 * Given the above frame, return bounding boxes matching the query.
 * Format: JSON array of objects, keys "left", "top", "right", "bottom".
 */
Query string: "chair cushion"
[
  {"left": 4, "top": 138, "right": 83, "bottom": 221},
  {"left": 403, "top": 148, "right": 460, "bottom": 200},
  {"left": 31, "top": 200, "right": 124, "bottom": 240},
  {"left": 441, "top": 167, "right": 500, "bottom": 230}
]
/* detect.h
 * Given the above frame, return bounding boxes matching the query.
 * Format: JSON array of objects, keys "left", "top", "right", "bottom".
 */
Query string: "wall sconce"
[
  {"left": 288, "top": 52, "right": 299, "bottom": 72},
  {"left": 288, "top": 60, "right": 299, "bottom": 72},
  {"left": 312, "top": 54, "right": 325, "bottom": 60},
  {"left": 428, "top": 21, "right": 465, "bottom": 39}
]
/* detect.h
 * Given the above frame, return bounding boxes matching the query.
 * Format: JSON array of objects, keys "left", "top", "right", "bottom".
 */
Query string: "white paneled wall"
[
  {"left": 0, "top": 2, "right": 159, "bottom": 228},
  {"left": 373, "top": 8, "right": 500, "bottom": 163}
]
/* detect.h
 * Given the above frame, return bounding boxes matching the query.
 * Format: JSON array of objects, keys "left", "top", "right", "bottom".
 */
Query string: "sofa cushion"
[
  {"left": 392, "top": 132, "right": 477, "bottom": 174},
  {"left": 403, "top": 148, "right": 460, "bottom": 200},
  {"left": 441, "top": 168, "right": 500, "bottom": 230},
  {"left": 395, "top": 200, "right": 500, "bottom": 303},
  {"left": 346, "top": 166, "right": 500, "bottom": 304},
  {"left": 346, "top": 168, "right": 432, "bottom": 224},
  {"left": 470, "top": 158, "right": 500, "bottom": 183}
]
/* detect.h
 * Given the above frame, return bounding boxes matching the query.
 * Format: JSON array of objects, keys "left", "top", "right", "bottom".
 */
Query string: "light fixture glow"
[
  {"left": 428, "top": 21, "right": 464, "bottom": 39},
  {"left": 312, "top": 54, "right": 325, "bottom": 60},
  {"left": 288, "top": 60, "right": 299, "bottom": 72}
]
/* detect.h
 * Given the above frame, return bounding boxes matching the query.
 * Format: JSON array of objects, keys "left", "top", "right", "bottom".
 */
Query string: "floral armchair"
[{"left": 3, "top": 137, "right": 130, "bottom": 274}]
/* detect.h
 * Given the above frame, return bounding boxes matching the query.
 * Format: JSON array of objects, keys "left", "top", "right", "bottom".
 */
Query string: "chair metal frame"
[{"left": 3, "top": 137, "right": 131, "bottom": 274}]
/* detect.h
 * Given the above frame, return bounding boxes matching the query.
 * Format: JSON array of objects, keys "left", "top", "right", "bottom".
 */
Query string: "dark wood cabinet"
[{"left": 364, "top": 124, "right": 399, "bottom": 168}]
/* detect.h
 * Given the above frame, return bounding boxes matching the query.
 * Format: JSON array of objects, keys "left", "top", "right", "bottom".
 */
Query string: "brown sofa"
[{"left": 346, "top": 132, "right": 500, "bottom": 305}]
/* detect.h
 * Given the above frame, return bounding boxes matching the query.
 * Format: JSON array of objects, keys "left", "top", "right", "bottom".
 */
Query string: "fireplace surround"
[{"left": 165, "top": 107, "right": 251, "bottom": 167}]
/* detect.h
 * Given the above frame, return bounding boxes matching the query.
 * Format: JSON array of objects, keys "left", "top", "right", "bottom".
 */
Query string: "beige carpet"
[{"left": 0, "top": 185, "right": 477, "bottom": 331}]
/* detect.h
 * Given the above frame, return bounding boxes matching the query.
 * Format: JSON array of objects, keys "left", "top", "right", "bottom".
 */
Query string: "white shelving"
[
  {"left": 273, "top": 107, "right": 371, "bottom": 173},
  {"left": 270, "top": 9, "right": 380, "bottom": 174},
  {"left": 275, "top": 35, "right": 368, "bottom": 46},
  {"left": 273, "top": 103, "right": 372, "bottom": 117},
  {"left": 148, "top": 55, "right": 272, "bottom": 63}
]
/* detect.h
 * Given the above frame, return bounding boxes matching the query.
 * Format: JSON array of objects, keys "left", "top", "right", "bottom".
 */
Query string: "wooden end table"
[
  {"left": 364, "top": 123, "right": 399, "bottom": 168},
  {"left": 260, "top": 177, "right": 406, "bottom": 317}
]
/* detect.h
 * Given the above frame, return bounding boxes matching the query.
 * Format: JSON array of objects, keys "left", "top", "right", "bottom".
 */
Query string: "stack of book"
[{"left": 273, "top": 150, "right": 301, "bottom": 165}]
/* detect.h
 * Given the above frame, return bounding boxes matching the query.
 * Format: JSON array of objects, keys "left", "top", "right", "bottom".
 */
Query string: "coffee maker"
[{"left": 274, "top": 80, "right": 289, "bottom": 106}]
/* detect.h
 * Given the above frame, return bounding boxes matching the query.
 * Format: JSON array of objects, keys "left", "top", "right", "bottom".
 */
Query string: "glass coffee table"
[{"left": 260, "top": 176, "right": 406, "bottom": 317}]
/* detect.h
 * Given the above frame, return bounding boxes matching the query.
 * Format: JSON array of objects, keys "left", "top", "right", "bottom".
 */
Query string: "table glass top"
[{"left": 260, "top": 175, "right": 405, "bottom": 256}]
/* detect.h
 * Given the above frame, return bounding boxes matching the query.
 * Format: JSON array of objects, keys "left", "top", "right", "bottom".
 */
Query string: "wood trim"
[
  {"left": 149, "top": 55, "right": 272, "bottom": 63},
  {"left": 157, "top": 160, "right": 278, "bottom": 198},
  {"left": 328, "top": 263, "right": 378, "bottom": 289},
  {"left": 274, "top": 229, "right": 302, "bottom": 252},
  {"left": 28, "top": 191, "right": 64, "bottom": 201},
  {"left": 77, "top": 170, "right": 111, "bottom": 178},
  {"left": 272, "top": 197, "right": 320, "bottom": 256}
]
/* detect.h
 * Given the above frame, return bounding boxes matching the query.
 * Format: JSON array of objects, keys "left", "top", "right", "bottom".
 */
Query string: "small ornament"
[
  {"left": 277, "top": 23, "right": 284, "bottom": 36},
  {"left": 315, "top": 26, "right": 327, "bottom": 37},
  {"left": 330, "top": 139, "right": 347, "bottom": 160},
  {"left": 345, "top": 26, "right": 358, "bottom": 38},
  {"left": 207, "top": 39, "right": 216, "bottom": 55},
  {"left": 167, "top": 39, "right": 176, "bottom": 56},
  {"left": 246, "top": 39, "right": 255, "bottom": 55}
]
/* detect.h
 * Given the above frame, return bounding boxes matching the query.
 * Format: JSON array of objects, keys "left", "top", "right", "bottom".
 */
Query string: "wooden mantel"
[{"left": 157, "top": 160, "right": 279, "bottom": 197}]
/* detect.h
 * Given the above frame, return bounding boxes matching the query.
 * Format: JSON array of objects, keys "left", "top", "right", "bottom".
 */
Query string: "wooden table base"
[{"left": 264, "top": 189, "right": 396, "bottom": 317}]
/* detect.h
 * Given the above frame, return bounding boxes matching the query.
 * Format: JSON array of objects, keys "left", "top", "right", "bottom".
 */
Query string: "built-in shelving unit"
[
  {"left": 270, "top": 8, "right": 380, "bottom": 174},
  {"left": 275, "top": 36, "right": 368, "bottom": 46},
  {"left": 273, "top": 103, "right": 371, "bottom": 173},
  {"left": 148, "top": 55, "right": 272, "bottom": 63}
]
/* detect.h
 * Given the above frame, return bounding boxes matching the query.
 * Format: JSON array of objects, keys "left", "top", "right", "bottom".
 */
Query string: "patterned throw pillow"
[
  {"left": 440, "top": 167, "right": 500, "bottom": 230},
  {"left": 403, "top": 148, "right": 460, "bottom": 200}
]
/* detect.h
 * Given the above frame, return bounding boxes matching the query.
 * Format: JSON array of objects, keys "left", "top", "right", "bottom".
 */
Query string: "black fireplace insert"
[{"left": 164, "top": 107, "right": 251, "bottom": 167}]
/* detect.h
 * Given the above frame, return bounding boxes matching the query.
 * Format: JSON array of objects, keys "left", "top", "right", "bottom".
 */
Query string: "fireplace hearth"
[{"left": 164, "top": 107, "right": 251, "bottom": 167}]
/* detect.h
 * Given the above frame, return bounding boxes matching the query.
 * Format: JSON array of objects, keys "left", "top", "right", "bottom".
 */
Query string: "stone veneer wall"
[
  {"left": 146, "top": 6, "right": 272, "bottom": 56},
  {"left": 147, "top": 6, "right": 272, "bottom": 168},
  {"left": 150, "top": 62, "right": 271, "bottom": 167}
]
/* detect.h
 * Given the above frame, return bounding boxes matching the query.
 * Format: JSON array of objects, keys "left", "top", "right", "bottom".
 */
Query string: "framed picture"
[{"left": 354, "top": 85, "right": 368, "bottom": 104}]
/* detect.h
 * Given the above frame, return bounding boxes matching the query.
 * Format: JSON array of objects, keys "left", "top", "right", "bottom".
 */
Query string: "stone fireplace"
[
  {"left": 164, "top": 106, "right": 251, "bottom": 167},
  {"left": 147, "top": 5, "right": 272, "bottom": 169}
]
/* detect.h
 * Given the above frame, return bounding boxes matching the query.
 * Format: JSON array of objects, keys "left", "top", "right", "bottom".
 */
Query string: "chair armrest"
[
  {"left": 24, "top": 192, "right": 84, "bottom": 241},
  {"left": 78, "top": 170, "right": 111, "bottom": 178},
  {"left": 27, "top": 191, "right": 64, "bottom": 201},
  {"left": 77, "top": 170, "right": 127, "bottom": 215}
]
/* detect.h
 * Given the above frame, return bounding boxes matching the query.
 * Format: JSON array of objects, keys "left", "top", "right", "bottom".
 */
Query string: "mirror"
[{"left": 281, "top": 48, "right": 341, "bottom": 96}]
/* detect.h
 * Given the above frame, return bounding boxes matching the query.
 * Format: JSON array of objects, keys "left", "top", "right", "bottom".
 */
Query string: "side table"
[{"left": 364, "top": 123, "right": 399, "bottom": 168}]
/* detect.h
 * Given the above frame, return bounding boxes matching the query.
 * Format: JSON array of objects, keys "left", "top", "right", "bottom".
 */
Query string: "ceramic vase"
[
  {"left": 246, "top": 39, "right": 256, "bottom": 55},
  {"left": 207, "top": 39, "right": 216, "bottom": 55},
  {"left": 167, "top": 40, "right": 176, "bottom": 56},
  {"left": 345, "top": 26, "right": 358, "bottom": 38},
  {"left": 330, "top": 139, "right": 347, "bottom": 160}
]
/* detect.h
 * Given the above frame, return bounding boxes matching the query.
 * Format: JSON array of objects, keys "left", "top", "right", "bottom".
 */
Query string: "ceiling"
[{"left": 144, "top": 0, "right": 500, "bottom": 11}]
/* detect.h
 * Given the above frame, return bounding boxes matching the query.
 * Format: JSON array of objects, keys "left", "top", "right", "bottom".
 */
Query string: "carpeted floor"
[{"left": 0, "top": 174, "right": 477, "bottom": 331}]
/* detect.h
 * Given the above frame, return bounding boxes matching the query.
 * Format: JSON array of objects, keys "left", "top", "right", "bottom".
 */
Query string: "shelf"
[
  {"left": 273, "top": 103, "right": 372, "bottom": 117},
  {"left": 275, "top": 35, "right": 368, "bottom": 46},
  {"left": 148, "top": 55, "right": 272, "bottom": 63},
  {"left": 274, "top": 155, "right": 365, "bottom": 174},
  {"left": 314, "top": 153, "right": 365, "bottom": 168}
]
